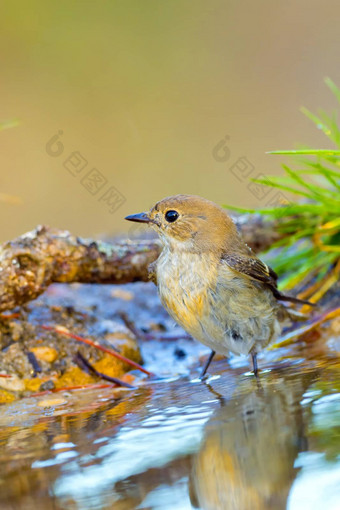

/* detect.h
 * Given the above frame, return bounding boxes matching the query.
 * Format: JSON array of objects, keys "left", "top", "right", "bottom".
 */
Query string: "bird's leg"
[
  {"left": 200, "top": 350, "right": 216, "bottom": 379},
  {"left": 251, "top": 351, "right": 259, "bottom": 377}
]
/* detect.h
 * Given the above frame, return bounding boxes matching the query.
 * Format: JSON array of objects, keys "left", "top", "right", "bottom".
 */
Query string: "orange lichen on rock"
[
  {"left": 0, "top": 389, "right": 16, "bottom": 404},
  {"left": 54, "top": 367, "right": 95, "bottom": 390},
  {"left": 24, "top": 377, "right": 56, "bottom": 393},
  {"left": 29, "top": 346, "right": 58, "bottom": 363}
]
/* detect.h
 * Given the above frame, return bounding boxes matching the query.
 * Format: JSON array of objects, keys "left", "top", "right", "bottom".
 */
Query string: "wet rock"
[
  {"left": 2, "top": 343, "right": 32, "bottom": 377},
  {"left": 39, "top": 380, "right": 56, "bottom": 391},
  {"left": 8, "top": 321, "right": 23, "bottom": 341},
  {"left": 0, "top": 375, "right": 25, "bottom": 392},
  {"left": 0, "top": 293, "right": 144, "bottom": 400}
]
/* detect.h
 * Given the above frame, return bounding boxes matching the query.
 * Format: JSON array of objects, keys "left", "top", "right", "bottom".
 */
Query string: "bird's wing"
[
  {"left": 222, "top": 252, "right": 314, "bottom": 306},
  {"left": 222, "top": 253, "right": 278, "bottom": 289}
]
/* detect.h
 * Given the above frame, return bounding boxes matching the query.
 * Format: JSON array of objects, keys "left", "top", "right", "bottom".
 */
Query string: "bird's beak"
[{"left": 125, "top": 211, "right": 152, "bottom": 224}]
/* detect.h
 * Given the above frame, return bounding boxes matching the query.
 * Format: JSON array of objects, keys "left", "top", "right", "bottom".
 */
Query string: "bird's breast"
[{"left": 156, "top": 250, "right": 218, "bottom": 333}]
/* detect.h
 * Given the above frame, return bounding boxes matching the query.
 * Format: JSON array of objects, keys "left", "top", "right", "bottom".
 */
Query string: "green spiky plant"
[{"left": 225, "top": 78, "right": 340, "bottom": 297}]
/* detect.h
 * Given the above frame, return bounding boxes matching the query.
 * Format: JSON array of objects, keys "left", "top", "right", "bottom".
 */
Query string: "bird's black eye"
[{"left": 165, "top": 210, "right": 179, "bottom": 223}]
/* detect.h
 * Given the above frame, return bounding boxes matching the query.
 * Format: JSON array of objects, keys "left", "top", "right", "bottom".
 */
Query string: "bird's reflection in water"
[{"left": 189, "top": 370, "right": 315, "bottom": 510}]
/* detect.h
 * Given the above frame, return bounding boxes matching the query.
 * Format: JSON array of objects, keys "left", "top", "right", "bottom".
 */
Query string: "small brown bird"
[{"left": 125, "top": 194, "right": 311, "bottom": 376}]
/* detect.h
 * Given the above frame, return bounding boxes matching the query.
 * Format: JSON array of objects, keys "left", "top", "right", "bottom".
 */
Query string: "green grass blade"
[
  {"left": 267, "top": 149, "right": 340, "bottom": 155},
  {"left": 325, "top": 77, "right": 340, "bottom": 105},
  {"left": 282, "top": 165, "right": 340, "bottom": 205},
  {"left": 251, "top": 175, "right": 313, "bottom": 200},
  {"left": 300, "top": 107, "right": 333, "bottom": 141},
  {"left": 318, "top": 111, "right": 340, "bottom": 146}
]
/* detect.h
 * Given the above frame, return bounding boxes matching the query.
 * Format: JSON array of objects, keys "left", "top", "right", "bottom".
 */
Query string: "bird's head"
[{"left": 125, "top": 194, "right": 238, "bottom": 253}]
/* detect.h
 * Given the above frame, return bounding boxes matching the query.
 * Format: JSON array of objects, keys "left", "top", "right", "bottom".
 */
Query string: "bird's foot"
[{"left": 199, "top": 350, "right": 216, "bottom": 379}]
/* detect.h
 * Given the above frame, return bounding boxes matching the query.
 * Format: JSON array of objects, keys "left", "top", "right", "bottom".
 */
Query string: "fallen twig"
[
  {"left": 119, "top": 312, "right": 147, "bottom": 341},
  {"left": 40, "top": 324, "right": 154, "bottom": 376},
  {"left": 74, "top": 351, "right": 135, "bottom": 388},
  {"left": 0, "top": 313, "right": 21, "bottom": 320}
]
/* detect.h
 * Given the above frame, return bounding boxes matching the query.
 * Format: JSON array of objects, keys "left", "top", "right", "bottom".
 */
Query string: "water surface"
[{"left": 0, "top": 352, "right": 338, "bottom": 510}]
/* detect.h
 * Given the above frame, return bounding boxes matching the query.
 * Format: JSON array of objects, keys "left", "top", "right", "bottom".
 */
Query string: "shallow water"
[{"left": 0, "top": 352, "right": 338, "bottom": 510}]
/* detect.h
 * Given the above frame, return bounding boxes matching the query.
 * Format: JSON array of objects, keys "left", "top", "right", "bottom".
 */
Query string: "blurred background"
[{"left": 1, "top": 0, "right": 340, "bottom": 242}]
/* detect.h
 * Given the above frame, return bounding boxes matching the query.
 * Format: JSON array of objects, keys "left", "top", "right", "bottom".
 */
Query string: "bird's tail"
[{"left": 273, "top": 288, "right": 316, "bottom": 307}]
